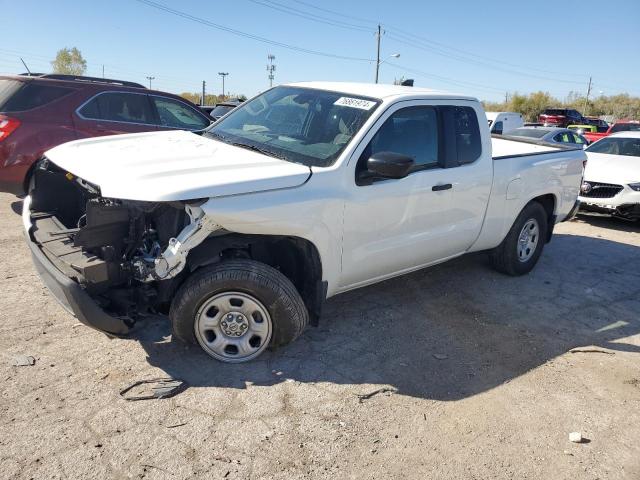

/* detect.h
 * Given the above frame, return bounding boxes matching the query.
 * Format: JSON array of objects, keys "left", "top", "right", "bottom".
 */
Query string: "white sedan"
[{"left": 579, "top": 132, "right": 640, "bottom": 220}]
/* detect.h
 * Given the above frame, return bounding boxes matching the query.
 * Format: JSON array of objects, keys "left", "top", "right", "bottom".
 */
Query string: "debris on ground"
[
  {"left": 432, "top": 353, "right": 448, "bottom": 360},
  {"left": 165, "top": 422, "right": 188, "bottom": 429},
  {"left": 11, "top": 354, "right": 35, "bottom": 366},
  {"left": 569, "top": 432, "right": 583, "bottom": 443},
  {"left": 357, "top": 387, "right": 397, "bottom": 403},
  {"left": 569, "top": 348, "right": 614, "bottom": 355},
  {"left": 119, "top": 378, "right": 187, "bottom": 401}
]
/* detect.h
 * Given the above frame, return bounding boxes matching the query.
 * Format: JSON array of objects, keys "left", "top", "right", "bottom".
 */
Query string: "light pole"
[
  {"left": 145, "top": 76, "right": 155, "bottom": 89},
  {"left": 218, "top": 72, "right": 229, "bottom": 100},
  {"left": 375, "top": 53, "right": 400, "bottom": 84}
]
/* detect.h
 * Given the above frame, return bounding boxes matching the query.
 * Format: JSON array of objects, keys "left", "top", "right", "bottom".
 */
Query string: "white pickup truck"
[{"left": 23, "top": 82, "right": 585, "bottom": 363}]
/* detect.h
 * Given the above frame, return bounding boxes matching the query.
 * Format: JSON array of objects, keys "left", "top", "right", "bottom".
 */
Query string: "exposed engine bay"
[{"left": 28, "top": 159, "right": 220, "bottom": 322}]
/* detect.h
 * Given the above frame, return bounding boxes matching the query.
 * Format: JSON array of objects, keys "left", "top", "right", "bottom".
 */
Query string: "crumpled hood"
[
  {"left": 44, "top": 130, "right": 312, "bottom": 201},
  {"left": 584, "top": 152, "right": 640, "bottom": 185}
]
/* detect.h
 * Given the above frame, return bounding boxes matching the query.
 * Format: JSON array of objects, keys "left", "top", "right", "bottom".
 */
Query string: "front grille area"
[{"left": 581, "top": 181, "right": 624, "bottom": 199}]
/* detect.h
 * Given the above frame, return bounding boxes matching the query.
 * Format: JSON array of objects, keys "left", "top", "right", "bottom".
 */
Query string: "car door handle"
[{"left": 432, "top": 183, "right": 452, "bottom": 191}]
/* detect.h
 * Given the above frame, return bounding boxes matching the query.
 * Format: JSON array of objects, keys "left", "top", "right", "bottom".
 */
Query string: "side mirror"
[{"left": 366, "top": 151, "right": 414, "bottom": 179}]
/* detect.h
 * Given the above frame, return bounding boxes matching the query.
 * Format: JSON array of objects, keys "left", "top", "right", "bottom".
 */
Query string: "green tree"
[{"left": 51, "top": 47, "right": 87, "bottom": 75}]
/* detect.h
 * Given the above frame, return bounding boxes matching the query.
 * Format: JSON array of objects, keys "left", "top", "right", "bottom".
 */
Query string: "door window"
[
  {"left": 79, "top": 92, "right": 155, "bottom": 125},
  {"left": 365, "top": 106, "right": 439, "bottom": 170},
  {"left": 553, "top": 132, "right": 572, "bottom": 143},
  {"left": 492, "top": 120, "right": 504, "bottom": 134},
  {"left": 152, "top": 96, "right": 210, "bottom": 130},
  {"left": 572, "top": 133, "right": 587, "bottom": 145}
]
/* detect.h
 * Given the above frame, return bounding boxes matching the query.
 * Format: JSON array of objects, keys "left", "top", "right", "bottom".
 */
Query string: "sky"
[{"left": 1, "top": 0, "right": 639, "bottom": 102}]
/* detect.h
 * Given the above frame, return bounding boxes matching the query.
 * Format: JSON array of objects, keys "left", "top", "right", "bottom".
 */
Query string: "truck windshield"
[{"left": 204, "top": 86, "right": 380, "bottom": 167}]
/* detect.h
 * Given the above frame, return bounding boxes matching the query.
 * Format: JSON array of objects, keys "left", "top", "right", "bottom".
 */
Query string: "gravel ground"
[{"left": 1, "top": 191, "right": 639, "bottom": 479}]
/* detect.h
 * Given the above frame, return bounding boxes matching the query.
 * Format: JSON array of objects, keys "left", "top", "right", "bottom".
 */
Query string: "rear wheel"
[
  {"left": 170, "top": 259, "right": 308, "bottom": 363},
  {"left": 490, "top": 202, "right": 548, "bottom": 276}
]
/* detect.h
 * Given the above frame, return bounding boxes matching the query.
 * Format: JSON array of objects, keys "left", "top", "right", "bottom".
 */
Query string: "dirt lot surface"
[{"left": 1, "top": 192, "right": 639, "bottom": 479}]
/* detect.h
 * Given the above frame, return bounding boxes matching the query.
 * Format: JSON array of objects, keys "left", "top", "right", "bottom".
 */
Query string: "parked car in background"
[
  {"left": 568, "top": 124, "right": 598, "bottom": 139},
  {"left": 507, "top": 127, "right": 588, "bottom": 147},
  {"left": 486, "top": 111, "right": 523, "bottom": 134},
  {"left": 584, "top": 116, "right": 609, "bottom": 133},
  {"left": 583, "top": 120, "right": 640, "bottom": 144},
  {"left": 206, "top": 99, "right": 244, "bottom": 121},
  {"left": 24, "top": 82, "right": 585, "bottom": 362},
  {"left": 538, "top": 108, "right": 585, "bottom": 128},
  {"left": 0, "top": 74, "right": 212, "bottom": 195},
  {"left": 579, "top": 132, "right": 640, "bottom": 220}
]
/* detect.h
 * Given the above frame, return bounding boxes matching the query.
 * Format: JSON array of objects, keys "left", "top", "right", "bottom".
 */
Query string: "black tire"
[
  {"left": 490, "top": 202, "right": 548, "bottom": 276},
  {"left": 170, "top": 259, "right": 308, "bottom": 361}
]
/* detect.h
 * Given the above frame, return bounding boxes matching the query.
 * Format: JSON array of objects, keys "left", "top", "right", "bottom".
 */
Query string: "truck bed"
[{"left": 491, "top": 135, "right": 579, "bottom": 160}]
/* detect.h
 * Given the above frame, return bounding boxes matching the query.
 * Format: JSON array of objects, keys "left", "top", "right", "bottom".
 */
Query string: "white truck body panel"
[
  {"left": 44, "top": 130, "right": 311, "bottom": 201},
  {"left": 30, "top": 82, "right": 586, "bottom": 299}
]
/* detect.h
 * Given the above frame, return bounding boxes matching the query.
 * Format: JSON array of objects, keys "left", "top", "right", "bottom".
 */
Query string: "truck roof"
[{"left": 286, "top": 81, "right": 477, "bottom": 102}]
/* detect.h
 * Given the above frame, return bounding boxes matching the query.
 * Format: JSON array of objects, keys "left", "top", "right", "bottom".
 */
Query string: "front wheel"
[
  {"left": 170, "top": 259, "right": 309, "bottom": 363},
  {"left": 490, "top": 202, "right": 548, "bottom": 276}
]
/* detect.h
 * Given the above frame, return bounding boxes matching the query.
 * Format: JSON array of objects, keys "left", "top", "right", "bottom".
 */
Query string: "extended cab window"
[
  {"left": 451, "top": 106, "right": 482, "bottom": 164},
  {"left": 152, "top": 96, "right": 209, "bottom": 130},
  {"left": 368, "top": 106, "right": 439, "bottom": 168},
  {"left": 79, "top": 92, "right": 155, "bottom": 125}
]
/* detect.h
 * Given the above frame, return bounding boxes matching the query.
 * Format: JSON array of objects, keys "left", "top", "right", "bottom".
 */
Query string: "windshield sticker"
[{"left": 334, "top": 97, "right": 377, "bottom": 110}]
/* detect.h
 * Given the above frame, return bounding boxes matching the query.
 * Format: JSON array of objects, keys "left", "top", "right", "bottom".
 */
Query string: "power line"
[
  {"left": 133, "top": 0, "right": 372, "bottom": 62},
  {"left": 248, "top": 0, "right": 371, "bottom": 32},
  {"left": 285, "top": 1, "right": 593, "bottom": 84}
]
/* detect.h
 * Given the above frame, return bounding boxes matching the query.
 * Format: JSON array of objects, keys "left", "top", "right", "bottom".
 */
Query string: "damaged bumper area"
[{"left": 24, "top": 159, "right": 219, "bottom": 336}]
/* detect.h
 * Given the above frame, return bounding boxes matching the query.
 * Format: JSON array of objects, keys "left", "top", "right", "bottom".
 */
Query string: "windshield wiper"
[{"left": 228, "top": 141, "right": 289, "bottom": 161}]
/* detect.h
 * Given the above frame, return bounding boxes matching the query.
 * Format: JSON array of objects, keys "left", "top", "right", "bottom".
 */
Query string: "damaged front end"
[{"left": 24, "top": 159, "right": 219, "bottom": 336}]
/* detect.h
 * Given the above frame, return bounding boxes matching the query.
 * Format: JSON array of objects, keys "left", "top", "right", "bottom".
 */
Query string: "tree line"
[
  {"left": 179, "top": 92, "right": 247, "bottom": 105},
  {"left": 482, "top": 91, "right": 640, "bottom": 122}
]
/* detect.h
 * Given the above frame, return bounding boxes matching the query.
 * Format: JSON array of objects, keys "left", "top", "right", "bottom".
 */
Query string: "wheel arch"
[
  {"left": 184, "top": 233, "right": 326, "bottom": 325},
  {"left": 529, "top": 193, "right": 557, "bottom": 242}
]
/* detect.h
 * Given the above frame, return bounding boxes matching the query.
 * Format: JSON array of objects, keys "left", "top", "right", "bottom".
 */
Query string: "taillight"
[{"left": 0, "top": 115, "right": 20, "bottom": 142}]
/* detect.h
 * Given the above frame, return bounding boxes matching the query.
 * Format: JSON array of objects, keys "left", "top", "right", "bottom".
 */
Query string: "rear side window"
[
  {"left": 152, "top": 96, "right": 209, "bottom": 130},
  {"left": 79, "top": 92, "right": 155, "bottom": 125},
  {"left": 453, "top": 106, "right": 481, "bottom": 164},
  {"left": 0, "top": 80, "right": 23, "bottom": 110},
  {"left": 1, "top": 82, "right": 75, "bottom": 112}
]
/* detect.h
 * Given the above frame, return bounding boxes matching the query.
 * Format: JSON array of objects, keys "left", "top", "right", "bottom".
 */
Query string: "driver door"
[{"left": 340, "top": 101, "right": 488, "bottom": 289}]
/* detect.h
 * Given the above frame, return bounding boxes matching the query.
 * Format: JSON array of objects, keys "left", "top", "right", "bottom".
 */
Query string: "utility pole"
[
  {"left": 583, "top": 76, "right": 592, "bottom": 115},
  {"left": 505, "top": 92, "right": 509, "bottom": 104},
  {"left": 267, "top": 54, "right": 276, "bottom": 88},
  {"left": 102, "top": 65, "right": 105, "bottom": 78},
  {"left": 374, "top": 24, "right": 382, "bottom": 84},
  {"left": 201, "top": 80, "right": 206, "bottom": 105},
  {"left": 146, "top": 76, "right": 155, "bottom": 89},
  {"left": 218, "top": 72, "right": 229, "bottom": 100}
]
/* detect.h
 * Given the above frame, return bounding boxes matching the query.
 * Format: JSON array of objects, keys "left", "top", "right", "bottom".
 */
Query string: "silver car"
[{"left": 507, "top": 127, "right": 588, "bottom": 148}]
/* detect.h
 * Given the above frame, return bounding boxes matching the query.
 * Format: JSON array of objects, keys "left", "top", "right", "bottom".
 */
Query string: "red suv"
[
  {"left": 0, "top": 74, "right": 212, "bottom": 195},
  {"left": 538, "top": 108, "right": 585, "bottom": 128}
]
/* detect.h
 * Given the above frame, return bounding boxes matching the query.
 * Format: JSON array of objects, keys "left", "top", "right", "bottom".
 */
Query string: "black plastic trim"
[{"left": 24, "top": 230, "right": 130, "bottom": 336}]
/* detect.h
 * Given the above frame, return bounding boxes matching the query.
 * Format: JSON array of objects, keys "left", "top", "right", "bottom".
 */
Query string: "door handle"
[{"left": 432, "top": 183, "right": 452, "bottom": 191}]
